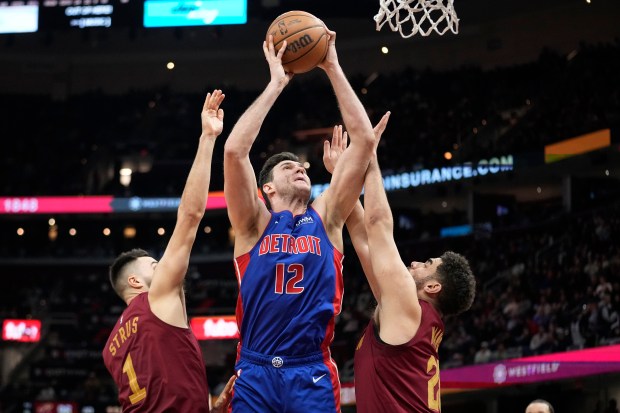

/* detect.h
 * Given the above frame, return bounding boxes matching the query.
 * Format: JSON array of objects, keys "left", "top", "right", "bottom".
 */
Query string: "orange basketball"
[{"left": 266, "top": 11, "right": 328, "bottom": 74}]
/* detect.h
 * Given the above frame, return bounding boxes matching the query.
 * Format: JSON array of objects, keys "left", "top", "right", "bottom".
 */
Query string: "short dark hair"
[
  {"left": 258, "top": 152, "right": 300, "bottom": 210},
  {"left": 528, "top": 399, "right": 554, "bottom": 413},
  {"left": 109, "top": 248, "right": 150, "bottom": 299},
  {"left": 434, "top": 251, "right": 476, "bottom": 316}
]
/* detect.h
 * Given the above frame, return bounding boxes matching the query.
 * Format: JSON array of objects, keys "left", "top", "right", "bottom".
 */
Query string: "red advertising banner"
[
  {"left": 190, "top": 315, "right": 239, "bottom": 340},
  {"left": 1, "top": 196, "right": 113, "bottom": 214},
  {"left": 441, "top": 344, "right": 620, "bottom": 389},
  {"left": 2, "top": 319, "right": 41, "bottom": 342}
]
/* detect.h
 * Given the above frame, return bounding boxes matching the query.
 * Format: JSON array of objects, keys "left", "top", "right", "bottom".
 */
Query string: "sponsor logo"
[
  {"left": 313, "top": 374, "right": 327, "bottom": 384},
  {"left": 493, "top": 364, "right": 507, "bottom": 384},
  {"left": 129, "top": 197, "right": 142, "bottom": 211},
  {"left": 272, "top": 357, "right": 284, "bottom": 368},
  {"left": 295, "top": 216, "right": 314, "bottom": 227}
]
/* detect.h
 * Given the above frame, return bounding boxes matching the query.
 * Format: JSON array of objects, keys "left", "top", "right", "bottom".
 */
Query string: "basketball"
[{"left": 266, "top": 11, "right": 329, "bottom": 74}]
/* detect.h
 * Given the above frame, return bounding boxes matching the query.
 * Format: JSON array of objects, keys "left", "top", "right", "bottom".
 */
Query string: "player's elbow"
[
  {"left": 348, "top": 130, "right": 376, "bottom": 153},
  {"left": 224, "top": 138, "right": 248, "bottom": 159},
  {"left": 177, "top": 205, "right": 204, "bottom": 225},
  {"left": 365, "top": 210, "right": 393, "bottom": 230},
  {"left": 359, "top": 130, "right": 376, "bottom": 153}
]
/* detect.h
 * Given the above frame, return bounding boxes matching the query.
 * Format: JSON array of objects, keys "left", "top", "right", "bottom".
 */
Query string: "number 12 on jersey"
[{"left": 274, "top": 263, "right": 305, "bottom": 294}]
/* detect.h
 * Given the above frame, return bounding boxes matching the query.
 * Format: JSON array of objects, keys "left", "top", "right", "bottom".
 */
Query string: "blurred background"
[{"left": 1, "top": 0, "right": 620, "bottom": 412}]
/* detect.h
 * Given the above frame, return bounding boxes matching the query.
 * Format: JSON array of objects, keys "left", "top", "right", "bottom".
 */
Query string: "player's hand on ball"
[
  {"left": 318, "top": 28, "right": 338, "bottom": 71},
  {"left": 263, "top": 35, "right": 294, "bottom": 87}
]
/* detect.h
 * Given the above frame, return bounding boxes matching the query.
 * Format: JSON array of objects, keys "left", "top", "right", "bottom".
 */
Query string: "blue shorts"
[{"left": 231, "top": 348, "right": 340, "bottom": 413}]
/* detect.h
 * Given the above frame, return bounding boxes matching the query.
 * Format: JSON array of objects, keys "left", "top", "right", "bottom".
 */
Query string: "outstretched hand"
[
  {"left": 322, "top": 125, "right": 348, "bottom": 174},
  {"left": 210, "top": 375, "right": 236, "bottom": 413},
  {"left": 322, "top": 111, "right": 391, "bottom": 174},
  {"left": 263, "top": 35, "right": 294, "bottom": 87},
  {"left": 201, "top": 89, "right": 225, "bottom": 139},
  {"left": 372, "top": 111, "right": 391, "bottom": 149}
]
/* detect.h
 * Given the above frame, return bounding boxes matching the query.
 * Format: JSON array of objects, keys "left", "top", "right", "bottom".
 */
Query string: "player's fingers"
[
  {"left": 271, "top": 36, "right": 279, "bottom": 56},
  {"left": 277, "top": 40, "right": 287, "bottom": 59},
  {"left": 335, "top": 125, "right": 342, "bottom": 147},
  {"left": 216, "top": 92, "right": 225, "bottom": 106},
  {"left": 374, "top": 111, "right": 391, "bottom": 137},
  {"left": 223, "top": 375, "right": 236, "bottom": 395},
  {"left": 264, "top": 37, "right": 274, "bottom": 59},
  {"left": 208, "top": 90, "right": 220, "bottom": 109},
  {"left": 342, "top": 131, "right": 348, "bottom": 150},
  {"left": 323, "top": 140, "right": 331, "bottom": 157},
  {"left": 212, "top": 376, "right": 235, "bottom": 411},
  {"left": 380, "top": 111, "right": 391, "bottom": 128},
  {"left": 326, "top": 30, "right": 336, "bottom": 44},
  {"left": 203, "top": 93, "right": 211, "bottom": 111},
  {"left": 226, "top": 374, "right": 236, "bottom": 387}
]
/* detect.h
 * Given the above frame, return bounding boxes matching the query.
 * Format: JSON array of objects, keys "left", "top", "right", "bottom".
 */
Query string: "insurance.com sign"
[{"left": 311, "top": 155, "right": 514, "bottom": 199}]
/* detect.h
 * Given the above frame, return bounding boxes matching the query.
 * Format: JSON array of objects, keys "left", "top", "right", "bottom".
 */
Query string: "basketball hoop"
[{"left": 374, "top": 0, "right": 459, "bottom": 38}]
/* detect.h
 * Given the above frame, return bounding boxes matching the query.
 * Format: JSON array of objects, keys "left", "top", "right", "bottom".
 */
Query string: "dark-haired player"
[
  {"left": 222, "top": 29, "right": 376, "bottom": 412},
  {"left": 323, "top": 116, "right": 476, "bottom": 412},
  {"left": 103, "top": 90, "right": 234, "bottom": 412}
]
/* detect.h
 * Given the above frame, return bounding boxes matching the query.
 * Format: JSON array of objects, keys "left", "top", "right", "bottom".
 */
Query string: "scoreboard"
[
  {"left": 0, "top": 0, "right": 246, "bottom": 33},
  {"left": 39, "top": 0, "right": 136, "bottom": 29}
]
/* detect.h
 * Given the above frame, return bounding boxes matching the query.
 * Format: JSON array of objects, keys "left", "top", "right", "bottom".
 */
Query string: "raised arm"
[
  {"left": 323, "top": 112, "right": 390, "bottom": 300},
  {"left": 344, "top": 203, "right": 376, "bottom": 297},
  {"left": 149, "top": 90, "right": 225, "bottom": 325},
  {"left": 224, "top": 36, "right": 292, "bottom": 255},
  {"left": 312, "top": 29, "right": 377, "bottom": 243},
  {"left": 364, "top": 136, "right": 422, "bottom": 345}
]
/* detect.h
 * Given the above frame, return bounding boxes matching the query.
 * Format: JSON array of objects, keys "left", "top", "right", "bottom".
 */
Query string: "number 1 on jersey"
[
  {"left": 123, "top": 353, "right": 147, "bottom": 404},
  {"left": 274, "top": 263, "right": 305, "bottom": 294}
]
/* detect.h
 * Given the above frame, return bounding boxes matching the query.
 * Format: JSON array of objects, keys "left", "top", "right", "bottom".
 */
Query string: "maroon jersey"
[
  {"left": 102, "top": 292, "right": 210, "bottom": 412},
  {"left": 354, "top": 300, "right": 444, "bottom": 412}
]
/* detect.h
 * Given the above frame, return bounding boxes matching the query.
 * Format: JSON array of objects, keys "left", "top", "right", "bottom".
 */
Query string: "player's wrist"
[
  {"left": 267, "top": 78, "right": 287, "bottom": 92},
  {"left": 199, "top": 132, "right": 219, "bottom": 142},
  {"left": 321, "top": 62, "right": 343, "bottom": 79}
]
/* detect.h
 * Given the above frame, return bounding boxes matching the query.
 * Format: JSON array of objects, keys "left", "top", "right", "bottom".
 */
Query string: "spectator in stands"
[
  {"left": 595, "top": 275, "right": 613, "bottom": 300},
  {"left": 474, "top": 341, "right": 492, "bottom": 364},
  {"left": 526, "top": 399, "right": 555, "bottom": 413},
  {"left": 599, "top": 293, "right": 620, "bottom": 338}
]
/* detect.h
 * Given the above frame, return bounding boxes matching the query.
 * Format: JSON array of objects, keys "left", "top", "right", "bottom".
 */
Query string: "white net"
[{"left": 374, "top": 0, "right": 459, "bottom": 38}]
